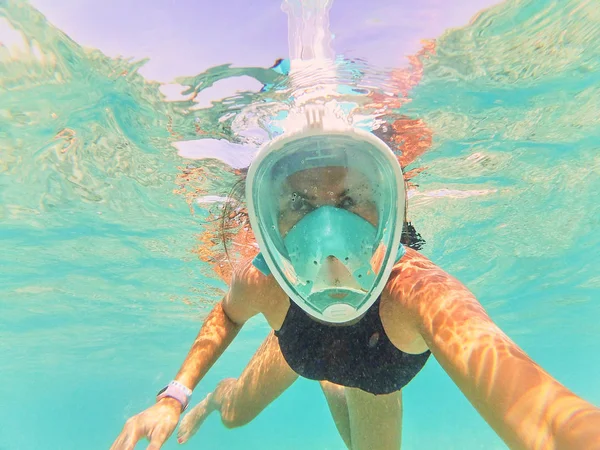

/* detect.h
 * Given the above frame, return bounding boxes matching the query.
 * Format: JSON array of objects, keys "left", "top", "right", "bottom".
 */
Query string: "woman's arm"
[
  {"left": 110, "top": 260, "right": 270, "bottom": 450},
  {"left": 172, "top": 259, "right": 269, "bottom": 390},
  {"left": 410, "top": 267, "right": 600, "bottom": 449},
  {"left": 171, "top": 300, "right": 244, "bottom": 391}
]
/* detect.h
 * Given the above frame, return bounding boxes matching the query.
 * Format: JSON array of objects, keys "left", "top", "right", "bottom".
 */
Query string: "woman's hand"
[{"left": 110, "top": 397, "right": 182, "bottom": 450}]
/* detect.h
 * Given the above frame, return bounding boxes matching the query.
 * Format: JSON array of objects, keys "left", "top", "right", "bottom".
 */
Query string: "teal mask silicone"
[{"left": 284, "top": 206, "right": 377, "bottom": 305}]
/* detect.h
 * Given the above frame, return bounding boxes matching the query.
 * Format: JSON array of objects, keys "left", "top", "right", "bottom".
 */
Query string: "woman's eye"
[{"left": 339, "top": 196, "right": 356, "bottom": 209}]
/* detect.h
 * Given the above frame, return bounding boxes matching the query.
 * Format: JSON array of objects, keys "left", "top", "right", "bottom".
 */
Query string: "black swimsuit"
[
  {"left": 275, "top": 296, "right": 431, "bottom": 395},
  {"left": 257, "top": 224, "right": 430, "bottom": 395}
]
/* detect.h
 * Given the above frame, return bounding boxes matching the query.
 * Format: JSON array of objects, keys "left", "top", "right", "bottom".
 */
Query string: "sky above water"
[{"left": 26, "top": 0, "right": 502, "bottom": 82}]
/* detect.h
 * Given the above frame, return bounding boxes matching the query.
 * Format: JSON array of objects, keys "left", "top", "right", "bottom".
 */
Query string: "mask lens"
[{"left": 247, "top": 130, "right": 404, "bottom": 323}]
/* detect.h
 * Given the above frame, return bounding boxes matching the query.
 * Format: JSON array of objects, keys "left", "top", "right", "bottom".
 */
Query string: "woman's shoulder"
[
  {"left": 383, "top": 247, "right": 468, "bottom": 310},
  {"left": 381, "top": 248, "right": 471, "bottom": 353},
  {"left": 389, "top": 247, "right": 441, "bottom": 284},
  {"left": 229, "top": 255, "right": 288, "bottom": 314}
]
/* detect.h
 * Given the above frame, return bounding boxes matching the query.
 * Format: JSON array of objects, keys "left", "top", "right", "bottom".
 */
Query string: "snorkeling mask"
[{"left": 246, "top": 110, "right": 405, "bottom": 324}]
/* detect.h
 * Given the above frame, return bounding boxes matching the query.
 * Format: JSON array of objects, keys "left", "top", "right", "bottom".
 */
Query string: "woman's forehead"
[{"left": 284, "top": 166, "right": 370, "bottom": 191}]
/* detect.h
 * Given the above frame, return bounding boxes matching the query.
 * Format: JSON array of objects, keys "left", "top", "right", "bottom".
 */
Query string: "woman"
[{"left": 111, "top": 113, "right": 600, "bottom": 450}]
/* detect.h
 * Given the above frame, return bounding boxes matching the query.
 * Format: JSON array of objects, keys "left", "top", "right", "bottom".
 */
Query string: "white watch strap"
[{"left": 156, "top": 380, "right": 192, "bottom": 411}]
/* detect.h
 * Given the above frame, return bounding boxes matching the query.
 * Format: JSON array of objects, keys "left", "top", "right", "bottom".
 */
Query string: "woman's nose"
[{"left": 322, "top": 256, "right": 358, "bottom": 286}]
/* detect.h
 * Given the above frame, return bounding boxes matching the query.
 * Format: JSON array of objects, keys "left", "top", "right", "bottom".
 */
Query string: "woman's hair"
[{"left": 219, "top": 169, "right": 250, "bottom": 267}]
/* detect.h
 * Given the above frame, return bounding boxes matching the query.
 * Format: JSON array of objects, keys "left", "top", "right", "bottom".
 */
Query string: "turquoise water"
[{"left": 1, "top": 0, "right": 599, "bottom": 449}]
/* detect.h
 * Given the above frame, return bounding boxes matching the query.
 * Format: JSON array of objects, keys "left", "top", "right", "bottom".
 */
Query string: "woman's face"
[{"left": 278, "top": 166, "right": 378, "bottom": 236}]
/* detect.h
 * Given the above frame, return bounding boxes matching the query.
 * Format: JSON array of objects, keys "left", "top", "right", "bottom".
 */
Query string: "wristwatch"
[{"left": 156, "top": 380, "right": 192, "bottom": 412}]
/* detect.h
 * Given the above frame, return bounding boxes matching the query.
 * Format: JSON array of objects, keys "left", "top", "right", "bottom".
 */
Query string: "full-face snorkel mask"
[{"left": 246, "top": 109, "right": 405, "bottom": 324}]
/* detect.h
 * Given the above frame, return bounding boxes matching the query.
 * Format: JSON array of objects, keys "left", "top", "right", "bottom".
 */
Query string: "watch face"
[{"left": 157, "top": 386, "right": 168, "bottom": 396}]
